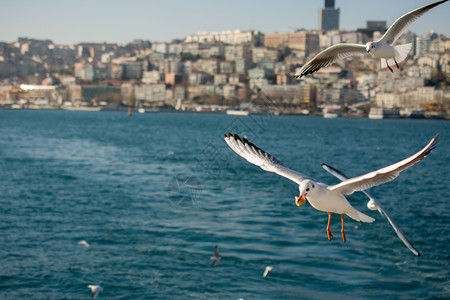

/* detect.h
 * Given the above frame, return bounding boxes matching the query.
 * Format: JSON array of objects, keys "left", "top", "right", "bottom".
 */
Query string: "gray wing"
[
  {"left": 293, "top": 44, "right": 367, "bottom": 78},
  {"left": 211, "top": 258, "right": 220, "bottom": 267},
  {"left": 329, "top": 134, "right": 439, "bottom": 195},
  {"left": 380, "top": 0, "right": 448, "bottom": 45},
  {"left": 322, "top": 163, "right": 420, "bottom": 256},
  {"left": 92, "top": 291, "right": 99, "bottom": 300},
  {"left": 224, "top": 133, "right": 312, "bottom": 185}
]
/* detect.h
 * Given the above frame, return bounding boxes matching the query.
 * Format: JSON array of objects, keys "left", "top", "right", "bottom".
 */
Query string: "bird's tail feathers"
[
  {"left": 394, "top": 43, "right": 412, "bottom": 64},
  {"left": 380, "top": 43, "right": 412, "bottom": 69},
  {"left": 345, "top": 207, "right": 375, "bottom": 223}
]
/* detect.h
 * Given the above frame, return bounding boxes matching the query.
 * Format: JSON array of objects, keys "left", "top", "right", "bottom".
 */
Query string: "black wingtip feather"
[
  {"left": 322, "top": 163, "right": 350, "bottom": 179},
  {"left": 226, "top": 133, "right": 286, "bottom": 167},
  {"left": 426, "top": 132, "right": 440, "bottom": 153}
]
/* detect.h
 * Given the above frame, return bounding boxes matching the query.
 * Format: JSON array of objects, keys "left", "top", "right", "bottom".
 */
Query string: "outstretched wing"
[
  {"left": 380, "top": 0, "right": 448, "bottom": 45},
  {"left": 224, "top": 133, "right": 312, "bottom": 185},
  {"left": 322, "top": 163, "right": 420, "bottom": 256},
  {"left": 293, "top": 44, "right": 367, "bottom": 78},
  {"left": 328, "top": 134, "right": 439, "bottom": 195}
]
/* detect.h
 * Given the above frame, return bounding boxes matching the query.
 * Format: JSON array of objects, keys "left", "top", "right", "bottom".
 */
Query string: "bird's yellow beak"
[{"left": 295, "top": 194, "right": 307, "bottom": 207}]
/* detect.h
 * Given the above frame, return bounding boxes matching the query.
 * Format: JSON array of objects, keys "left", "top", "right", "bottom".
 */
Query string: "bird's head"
[
  {"left": 365, "top": 42, "right": 376, "bottom": 53},
  {"left": 296, "top": 180, "right": 315, "bottom": 206}
]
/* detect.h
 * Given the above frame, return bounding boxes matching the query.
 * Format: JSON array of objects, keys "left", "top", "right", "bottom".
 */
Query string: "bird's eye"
[
  {"left": 312, "top": 184, "right": 315, "bottom": 188},
  {"left": 306, "top": 188, "right": 310, "bottom": 192}
]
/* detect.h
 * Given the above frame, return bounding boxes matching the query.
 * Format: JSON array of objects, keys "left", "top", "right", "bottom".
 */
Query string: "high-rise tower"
[
  {"left": 319, "top": 0, "right": 340, "bottom": 31},
  {"left": 325, "top": 0, "right": 335, "bottom": 8}
]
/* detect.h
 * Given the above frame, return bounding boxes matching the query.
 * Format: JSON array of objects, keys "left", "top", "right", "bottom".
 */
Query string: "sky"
[{"left": 0, "top": 0, "right": 449, "bottom": 45}]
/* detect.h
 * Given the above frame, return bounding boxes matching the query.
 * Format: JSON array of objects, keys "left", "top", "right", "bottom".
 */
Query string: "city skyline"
[{"left": 0, "top": 0, "right": 449, "bottom": 45}]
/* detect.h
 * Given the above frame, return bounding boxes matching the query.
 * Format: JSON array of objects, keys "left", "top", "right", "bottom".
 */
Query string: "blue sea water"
[{"left": 0, "top": 110, "right": 449, "bottom": 299}]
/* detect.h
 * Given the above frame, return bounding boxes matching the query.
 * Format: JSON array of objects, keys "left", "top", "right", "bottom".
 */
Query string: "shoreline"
[{"left": 1, "top": 106, "right": 449, "bottom": 120}]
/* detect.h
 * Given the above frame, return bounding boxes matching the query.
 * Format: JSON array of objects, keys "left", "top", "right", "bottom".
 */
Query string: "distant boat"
[
  {"left": 368, "top": 107, "right": 400, "bottom": 119},
  {"left": 323, "top": 106, "right": 341, "bottom": 119},
  {"left": 62, "top": 106, "right": 101, "bottom": 111},
  {"left": 138, "top": 108, "right": 145, "bottom": 113},
  {"left": 400, "top": 108, "right": 425, "bottom": 119},
  {"left": 226, "top": 109, "right": 249, "bottom": 116}
]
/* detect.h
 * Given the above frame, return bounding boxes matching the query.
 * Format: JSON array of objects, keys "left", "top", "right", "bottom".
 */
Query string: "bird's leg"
[
  {"left": 394, "top": 57, "right": 400, "bottom": 69},
  {"left": 327, "top": 212, "right": 333, "bottom": 240},
  {"left": 341, "top": 214, "right": 346, "bottom": 243},
  {"left": 386, "top": 60, "right": 393, "bottom": 73}
]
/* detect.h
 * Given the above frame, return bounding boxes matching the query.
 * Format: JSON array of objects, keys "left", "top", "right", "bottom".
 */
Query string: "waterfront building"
[
  {"left": 235, "top": 58, "right": 253, "bottom": 75},
  {"left": 288, "top": 31, "right": 320, "bottom": 58},
  {"left": 185, "top": 30, "right": 262, "bottom": 45},
  {"left": 416, "top": 34, "right": 432, "bottom": 58},
  {"left": 165, "top": 73, "right": 182, "bottom": 85},
  {"left": 195, "top": 59, "right": 219, "bottom": 75},
  {"left": 142, "top": 71, "right": 163, "bottom": 84},
  {"left": 19, "top": 84, "right": 58, "bottom": 105},
  {"left": 219, "top": 61, "right": 234, "bottom": 74},
  {"left": 153, "top": 43, "right": 169, "bottom": 54},
  {"left": 225, "top": 44, "right": 252, "bottom": 61},
  {"left": 214, "top": 74, "right": 228, "bottom": 85},
  {"left": 136, "top": 84, "right": 166, "bottom": 102},
  {"left": 264, "top": 32, "right": 289, "bottom": 49},
  {"left": 123, "top": 62, "right": 142, "bottom": 80},
  {"left": 248, "top": 68, "right": 266, "bottom": 80}
]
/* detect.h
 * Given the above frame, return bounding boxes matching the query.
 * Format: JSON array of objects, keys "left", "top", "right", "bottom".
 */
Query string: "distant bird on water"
[
  {"left": 224, "top": 133, "right": 439, "bottom": 243},
  {"left": 211, "top": 245, "right": 222, "bottom": 267},
  {"left": 263, "top": 266, "right": 273, "bottom": 278},
  {"left": 294, "top": 0, "right": 448, "bottom": 78},
  {"left": 87, "top": 285, "right": 103, "bottom": 300},
  {"left": 78, "top": 240, "right": 90, "bottom": 249}
]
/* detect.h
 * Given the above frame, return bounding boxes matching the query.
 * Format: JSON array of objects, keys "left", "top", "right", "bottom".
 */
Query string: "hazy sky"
[{"left": 0, "top": 0, "right": 449, "bottom": 45}]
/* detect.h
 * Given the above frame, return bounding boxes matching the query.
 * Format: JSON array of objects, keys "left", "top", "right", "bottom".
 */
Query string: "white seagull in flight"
[
  {"left": 224, "top": 133, "right": 439, "bottom": 243},
  {"left": 321, "top": 163, "right": 420, "bottom": 256},
  {"left": 263, "top": 266, "right": 273, "bottom": 278},
  {"left": 78, "top": 240, "right": 90, "bottom": 249},
  {"left": 294, "top": 0, "right": 448, "bottom": 78},
  {"left": 87, "top": 285, "right": 103, "bottom": 300}
]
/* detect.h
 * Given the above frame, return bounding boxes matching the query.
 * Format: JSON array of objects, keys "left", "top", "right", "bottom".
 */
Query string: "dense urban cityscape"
[{"left": 0, "top": 0, "right": 449, "bottom": 118}]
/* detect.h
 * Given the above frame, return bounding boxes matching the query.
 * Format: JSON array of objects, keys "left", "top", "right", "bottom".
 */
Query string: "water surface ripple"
[{"left": 0, "top": 110, "right": 448, "bottom": 299}]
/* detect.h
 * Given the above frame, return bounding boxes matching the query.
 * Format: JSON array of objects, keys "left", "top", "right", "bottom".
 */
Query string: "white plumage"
[
  {"left": 322, "top": 163, "right": 420, "bottom": 256},
  {"left": 224, "top": 133, "right": 439, "bottom": 243},
  {"left": 294, "top": 0, "right": 448, "bottom": 78},
  {"left": 88, "top": 285, "right": 103, "bottom": 300}
]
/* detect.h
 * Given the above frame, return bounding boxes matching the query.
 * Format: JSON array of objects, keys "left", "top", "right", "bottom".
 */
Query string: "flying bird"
[
  {"left": 224, "top": 133, "right": 439, "bottom": 243},
  {"left": 263, "top": 266, "right": 273, "bottom": 278},
  {"left": 294, "top": 0, "right": 448, "bottom": 78},
  {"left": 87, "top": 285, "right": 103, "bottom": 300},
  {"left": 78, "top": 240, "right": 90, "bottom": 249},
  {"left": 321, "top": 163, "right": 420, "bottom": 256},
  {"left": 211, "top": 245, "right": 222, "bottom": 267}
]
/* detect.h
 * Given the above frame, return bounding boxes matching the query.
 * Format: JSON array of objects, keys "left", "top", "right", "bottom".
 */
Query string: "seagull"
[
  {"left": 87, "top": 285, "right": 103, "bottom": 300},
  {"left": 211, "top": 245, "right": 222, "bottom": 267},
  {"left": 263, "top": 266, "right": 273, "bottom": 278},
  {"left": 78, "top": 240, "right": 90, "bottom": 249},
  {"left": 321, "top": 163, "right": 420, "bottom": 256},
  {"left": 224, "top": 133, "right": 439, "bottom": 243},
  {"left": 293, "top": 0, "right": 448, "bottom": 78}
]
